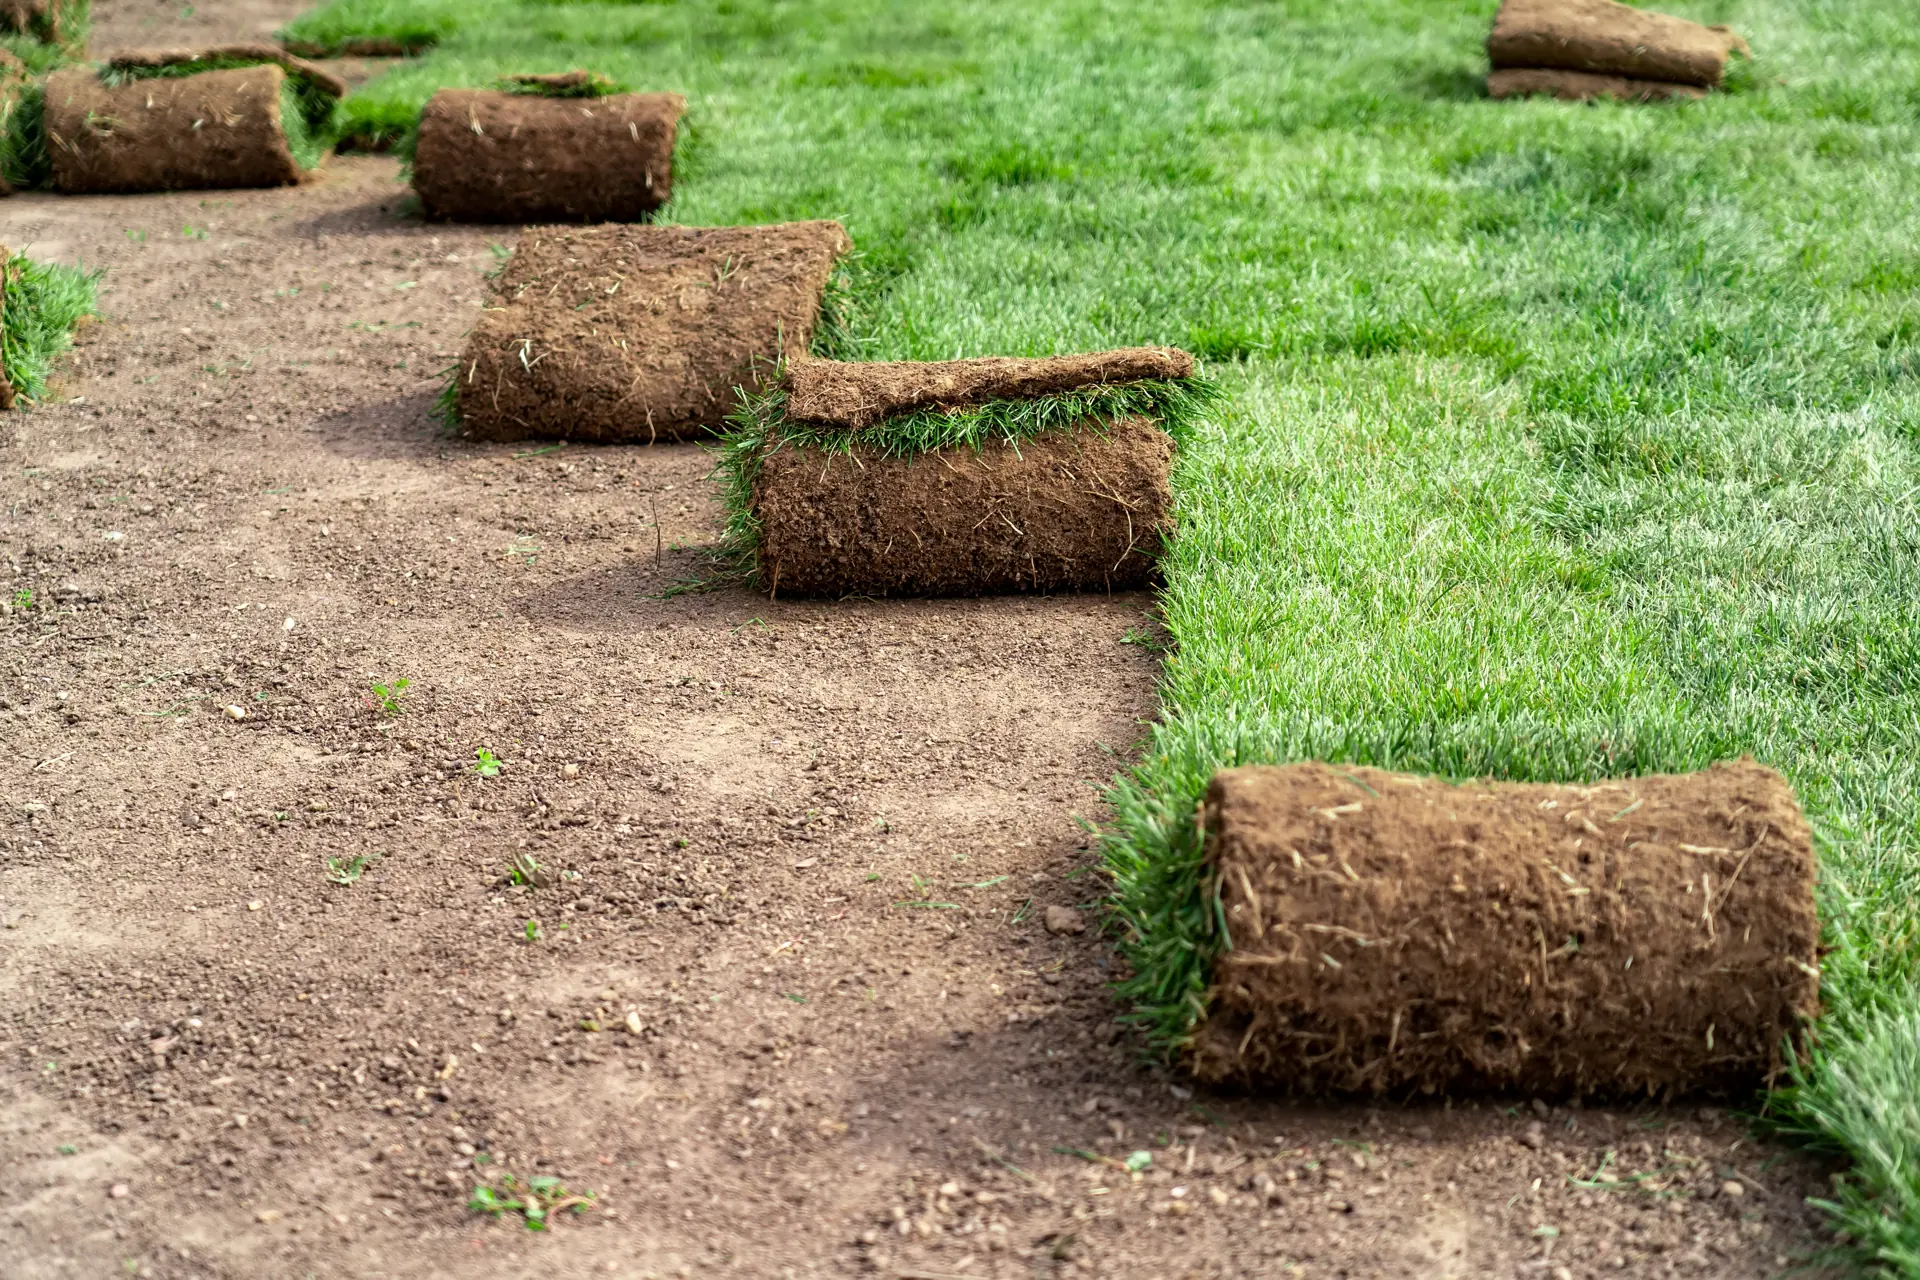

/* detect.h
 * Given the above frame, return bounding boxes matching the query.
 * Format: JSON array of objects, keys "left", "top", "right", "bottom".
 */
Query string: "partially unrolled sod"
[
  {"left": 742, "top": 349, "right": 1195, "bottom": 597},
  {"left": 1488, "top": 0, "right": 1747, "bottom": 86},
  {"left": 46, "top": 50, "right": 342, "bottom": 194},
  {"left": 1487, "top": 68, "right": 1705, "bottom": 103},
  {"left": 453, "top": 220, "right": 850, "bottom": 443},
  {"left": 411, "top": 87, "right": 683, "bottom": 223},
  {"left": 1192, "top": 759, "right": 1819, "bottom": 1098}
]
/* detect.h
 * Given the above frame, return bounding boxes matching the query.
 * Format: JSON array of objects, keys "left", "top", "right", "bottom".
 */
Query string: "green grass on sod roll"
[
  {"left": 302, "top": 0, "right": 1918, "bottom": 1265},
  {"left": 98, "top": 56, "right": 342, "bottom": 170},
  {"left": 4, "top": 251, "right": 98, "bottom": 403},
  {"left": 714, "top": 376, "right": 1222, "bottom": 587}
]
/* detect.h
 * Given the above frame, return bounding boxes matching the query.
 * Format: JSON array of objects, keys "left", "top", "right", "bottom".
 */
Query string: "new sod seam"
[
  {"left": 285, "top": 0, "right": 1920, "bottom": 1267},
  {"left": 712, "top": 376, "right": 1222, "bottom": 589},
  {"left": 2, "top": 249, "right": 99, "bottom": 404}
]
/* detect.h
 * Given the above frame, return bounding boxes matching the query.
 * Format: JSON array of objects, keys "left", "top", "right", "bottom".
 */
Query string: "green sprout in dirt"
[
  {"left": 522, "top": 918, "right": 541, "bottom": 942},
  {"left": 10, "top": 587, "right": 31, "bottom": 610},
  {"left": 325, "top": 851, "right": 381, "bottom": 885},
  {"left": 472, "top": 747, "right": 502, "bottom": 777},
  {"left": 506, "top": 850, "right": 547, "bottom": 887},
  {"left": 714, "top": 374, "right": 1222, "bottom": 586},
  {"left": 467, "top": 1173, "right": 593, "bottom": 1231},
  {"left": 366, "top": 676, "right": 410, "bottom": 716}
]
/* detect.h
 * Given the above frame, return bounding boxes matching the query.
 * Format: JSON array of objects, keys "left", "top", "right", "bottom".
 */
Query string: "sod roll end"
[
  {"left": 412, "top": 88, "right": 684, "bottom": 224},
  {"left": 455, "top": 220, "right": 850, "bottom": 443},
  {"left": 1192, "top": 759, "right": 1819, "bottom": 1098},
  {"left": 46, "top": 63, "right": 311, "bottom": 194},
  {"left": 1488, "top": 0, "right": 1748, "bottom": 88}
]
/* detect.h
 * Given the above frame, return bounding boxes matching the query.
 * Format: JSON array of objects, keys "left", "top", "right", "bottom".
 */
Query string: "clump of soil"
[
  {"left": 454, "top": 220, "right": 849, "bottom": 442},
  {"left": 1487, "top": 0, "right": 1748, "bottom": 96},
  {"left": 1193, "top": 759, "right": 1820, "bottom": 1097},
  {"left": 45, "top": 62, "right": 313, "bottom": 193},
  {"left": 1487, "top": 67, "right": 1706, "bottom": 102},
  {"left": 786, "top": 347, "right": 1195, "bottom": 429},
  {"left": 753, "top": 415, "right": 1174, "bottom": 597},
  {"left": 411, "top": 88, "right": 683, "bottom": 224}
]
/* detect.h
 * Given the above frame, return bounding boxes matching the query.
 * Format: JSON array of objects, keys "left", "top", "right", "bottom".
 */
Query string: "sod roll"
[
  {"left": 411, "top": 88, "right": 684, "bottom": 224},
  {"left": 0, "top": 0, "right": 74, "bottom": 43},
  {"left": 1194, "top": 759, "right": 1819, "bottom": 1098},
  {"left": 1487, "top": 68, "right": 1706, "bottom": 102},
  {"left": 46, "top": 63, "right": 308, "bottom": 194},
  {"left": 455, "top": 221, "right": 849, "bottom": 442},
  {"left": 1487, "top": 0, "right": 1747, "bottom": 88},
  {"left": 0, "top": 244, "right": 13, "bottom": 410},
  {"left": 752, "top": 413, "right": 1174, "bottom": 597},
  {"left": 0, "top": 50, "right": 31, "bottom": 196}
]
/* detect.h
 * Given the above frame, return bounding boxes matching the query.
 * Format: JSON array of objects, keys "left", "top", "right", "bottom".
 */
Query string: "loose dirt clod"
[
  {"left": 1193, "top": 758, "right": 1819, "bottom": 1097},
  {"left": 751, "top": 415, "right": 1174, "bottom": 598},
  {"left": 45, "top": 61, "right": 323, "bottom": 194},
  {"left": 1487, "top": 0, "right": 1748, "bottom": 88},
  {"left": 1486, "top": 67, "right": 1706, "bottom": 102},
  {"left": 410, "top": 88, "right": 683, "bottom": 224},
  {"left": 453, "top": 221, "right": 850, "bottom": 442}
]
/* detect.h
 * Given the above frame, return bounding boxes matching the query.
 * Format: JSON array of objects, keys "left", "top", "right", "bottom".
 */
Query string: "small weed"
[
  {"left": 523, "top": 919, "right": 542, "bottom": 942},
  {"left": 473, "top": 747, "right": 502, "bottom": 778},
  {"left": 468, "top": 1173, "right": 594, "bottom": 1230},
  {"left": 181, "top": 224, "right": 209, "bottom": 240},
  {"left": 507, "top": 851, "right": 547, "bottom": 887},
  {"left": 57, "top": 1143, "right": 76, "bottom": 1155},
  {"left": 125, "top": 229, "right": 146, "bottom": 243},
  {"left": 366, "top": 676, "right": 411, "bottom": 716},
  {"left": 1120, "top": 626, "right": 1165, "bottom": 652},
  {"left": 12, "top": 587, "right": 31, "bottom": 609},
  {"left": 325, "top": 851, "right": 381, "bottom": 885}
]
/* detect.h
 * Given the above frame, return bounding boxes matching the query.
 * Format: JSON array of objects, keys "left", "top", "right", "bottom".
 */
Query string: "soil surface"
[{"left": 1, "top": 1, "right": 1840, "bottom": 1276}]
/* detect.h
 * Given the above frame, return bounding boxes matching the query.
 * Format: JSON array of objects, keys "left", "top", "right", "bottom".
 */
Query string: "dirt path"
[{"left": 0, "top": 7, "right": 1836, "bottom": 1278}]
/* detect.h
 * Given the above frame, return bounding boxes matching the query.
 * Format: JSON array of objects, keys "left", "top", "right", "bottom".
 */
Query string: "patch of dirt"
[
  {"left": 753, "top": 416, "right": 1173, "bottom": 597},
  {"left": 0, "top": 3, "right": 1841, "bottom": 1274}
]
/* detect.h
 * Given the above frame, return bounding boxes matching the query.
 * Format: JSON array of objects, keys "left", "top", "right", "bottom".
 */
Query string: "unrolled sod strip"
[
  {"left": 411, "top": 86, "right": 684, "bottom": 224},
  {"left": 1487, "top": 68, "right": 1706, "bottom": 103},
  {"left": 452, "top": 220, "right": 850, "bottom": 443},
  {"left": 736, "top": 349, "right": 1199, "bottom": 598},
  {"left": 45, "top": 52, "right": 341, "bottom": 194},
  {"left": 1191, "top": 759, "right": 1820, "bottom": 1098},
  {"left": 1487, "top": 0, "right": 1748, "bottom": 88}
]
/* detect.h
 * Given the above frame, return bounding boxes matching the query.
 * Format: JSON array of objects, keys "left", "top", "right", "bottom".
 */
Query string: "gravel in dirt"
[{"left": 0, "top": 1, "right": 1841, "bottom": 1274}]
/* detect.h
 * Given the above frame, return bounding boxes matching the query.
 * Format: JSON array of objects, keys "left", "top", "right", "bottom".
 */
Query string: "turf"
[
  {"left": 3, "top": 250, "right": 98, "bottom": 404},
  {"left": 714, "top": 376, "right": 1221, "bottom": 585},
  {"left": 99, "top": 56, "right": 342, "bottom": 170},
  {"left": 294, "top": 0, "right": 1920, "bottom": 1269},
  {"left": 0, "top": 0, "right": 87, "bottom": 60}
]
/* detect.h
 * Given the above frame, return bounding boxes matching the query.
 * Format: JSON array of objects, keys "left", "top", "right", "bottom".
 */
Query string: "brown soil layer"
[
  {"left": 1488, "top": 67, "right": 1707, "bottom": 102},
  {"left": 105, "top": 41, "right": 349, "bottom": 99},
  {"left": 45, "top": 63, "right": 305, "bottom": 194},
  {"left": 411, "top": 89, "right": 683, "bottom": 225},
  {"left": 1194, "top": 760, "right": 1820, "bottom": 1098},
  {"left": 753, "top": 417, "right": 1174, "bottom": 598},
  {"left": 457, "top": 220, "right": 848, "bottom": 443},
  {"left": 1487, "top": 0, "right": 1747, "bottom": 87},
  {"left": 787, "top": 347, "right": 1195, "bottom": 429}
]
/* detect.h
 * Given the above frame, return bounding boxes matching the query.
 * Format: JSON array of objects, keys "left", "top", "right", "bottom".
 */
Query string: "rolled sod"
[
  {"left": 1487, "top": 0, "right": 1748, "bottom": 88},
  {"left": 0, "top": 243, "right": 13, "bottom": 409},
  {"left": 451, "top": 221, "right": 850, "bottom": 443},
  {"left": 1190, "top": 759, "right": 1820, "bottom": 1098},
  {"left": 1487, "top": 68, "right": 1706, "bottom": 103},
  {"left": 724, "top": 350, "right": 1211, "bottom": 598},
  {"left": 0, "top": 50, "right": 35, "bottom": 195},
  {"left": 410, "top": 86, "right": 683, "bottom": 224},
  {"left": 45, "top": 50, "right": 343, "bottom": 194}
]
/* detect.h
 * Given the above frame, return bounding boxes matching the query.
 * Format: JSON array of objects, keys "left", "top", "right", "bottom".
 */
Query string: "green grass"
[
  {"left": 4, "top": 251, "right": 99, "bottom": 403},
  {"left": 0, "top": 77, "right": 46, "bottom": 191},
  {"left": 100, "top": 56, "right": 342, "bottom": 170},
  {"left": 713, "top": 376, "right": 1221, "bottom": 585},
  {"left": 302, "top": 0, "right": 1920, "bottom": 1269}
]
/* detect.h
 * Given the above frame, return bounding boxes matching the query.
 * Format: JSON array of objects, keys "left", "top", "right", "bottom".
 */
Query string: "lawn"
[{"left": 276, "top": 0, "right": 1920, "bottom": 1270}]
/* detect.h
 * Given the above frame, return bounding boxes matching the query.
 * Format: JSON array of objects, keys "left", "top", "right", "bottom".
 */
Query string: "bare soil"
[{"left": 0, "top": 1, "right": 1839, "bottom": 1276}]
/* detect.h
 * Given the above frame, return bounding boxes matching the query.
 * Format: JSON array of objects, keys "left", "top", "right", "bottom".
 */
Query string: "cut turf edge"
[
  {"left": 711, "top": 374, "right": 1222, "bottom": 590},
  {"left": 2, "top": 249, "right": 99, "bottom": 405}
]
